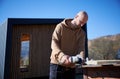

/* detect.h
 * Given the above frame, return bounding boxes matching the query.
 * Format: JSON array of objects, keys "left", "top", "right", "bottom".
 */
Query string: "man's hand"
[{"left": 61, "top": 55, "right": 75, "bottom": 68}]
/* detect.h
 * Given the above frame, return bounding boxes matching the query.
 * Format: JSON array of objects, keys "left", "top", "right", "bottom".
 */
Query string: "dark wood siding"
[{"left": 11, "top": 24, "right": 55, "bottom": 79}]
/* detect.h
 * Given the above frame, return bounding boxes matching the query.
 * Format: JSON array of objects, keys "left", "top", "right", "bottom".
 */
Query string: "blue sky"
[{"left": 0, "top": 0, "right": 120, "bottom": 40}]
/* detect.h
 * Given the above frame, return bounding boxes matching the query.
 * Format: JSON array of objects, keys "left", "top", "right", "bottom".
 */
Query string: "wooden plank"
[
  {"left": 82, "top": 64, "right": 120, "bottom": 79},
  {"left": 86, "top": 60, "right": 120, "bottom": 65}
]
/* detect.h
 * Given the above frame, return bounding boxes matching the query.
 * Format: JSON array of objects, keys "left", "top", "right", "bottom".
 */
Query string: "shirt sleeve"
[{"left": 51, "top": 23, "right": 65, "bottom": 63}]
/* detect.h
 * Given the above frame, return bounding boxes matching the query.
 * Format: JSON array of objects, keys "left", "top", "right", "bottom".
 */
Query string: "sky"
[{"left": 0, "top": 0, "right": 120, "bottom": 40}]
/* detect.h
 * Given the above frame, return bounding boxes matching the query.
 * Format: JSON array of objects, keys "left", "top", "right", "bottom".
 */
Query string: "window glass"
[{"left": 20, "top": 34, "right": 30, "bottom": 72}]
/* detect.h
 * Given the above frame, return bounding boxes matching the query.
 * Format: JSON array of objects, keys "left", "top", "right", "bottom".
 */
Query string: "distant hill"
[
  {"left": 88, "top": 33, "right": 120, "bottom": 60},
  {"left": 88, "top": 33, "right": 120, "bottom": 47}
]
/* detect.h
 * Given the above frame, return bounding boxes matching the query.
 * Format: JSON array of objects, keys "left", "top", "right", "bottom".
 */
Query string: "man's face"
[{"left": 75, "top": 13, "right": 88, "bottom": 27}]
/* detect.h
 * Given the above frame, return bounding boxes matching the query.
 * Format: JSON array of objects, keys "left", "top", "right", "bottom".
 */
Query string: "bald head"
[
  {"left": 76, "top": 11, "right": 88, "bottom": 23},
  {"left": 72, "top": 11, "right": 88, "bottom": 27}
]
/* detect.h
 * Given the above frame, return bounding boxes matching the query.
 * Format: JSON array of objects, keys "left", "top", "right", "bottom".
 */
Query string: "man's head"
[{"left": 73, "top": 11, "right": 88, "bottom": 27}]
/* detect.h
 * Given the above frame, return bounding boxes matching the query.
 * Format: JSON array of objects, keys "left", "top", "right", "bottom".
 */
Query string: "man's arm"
[
  {"left": 51, "top": 24, "right": 75, "bottom": 67},
  {"left": 51, "top": 24, "right": 65, "bottom": 64}
]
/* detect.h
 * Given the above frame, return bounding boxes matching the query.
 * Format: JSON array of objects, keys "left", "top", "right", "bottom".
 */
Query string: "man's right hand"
[{"left": 61, "top": 55, "right": 75, "bottom": 68}]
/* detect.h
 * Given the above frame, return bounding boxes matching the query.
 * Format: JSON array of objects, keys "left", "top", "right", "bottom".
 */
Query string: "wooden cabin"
[{"left": 0, "top": 18, "right": 88, "bottom": 79}]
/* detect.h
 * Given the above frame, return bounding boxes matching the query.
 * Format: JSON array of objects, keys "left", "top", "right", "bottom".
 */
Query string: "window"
[{"left": 20, "top": 34, "right": 30, "bottom": 72}]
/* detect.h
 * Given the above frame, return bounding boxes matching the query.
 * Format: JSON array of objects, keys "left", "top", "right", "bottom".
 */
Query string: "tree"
[{"left": 89, "top": 38, "right": 117, "bottom": 60}]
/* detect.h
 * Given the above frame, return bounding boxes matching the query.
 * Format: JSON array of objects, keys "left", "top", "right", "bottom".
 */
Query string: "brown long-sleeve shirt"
[{"left": 50, "top": 19, "right": 86, "bottom": 65}]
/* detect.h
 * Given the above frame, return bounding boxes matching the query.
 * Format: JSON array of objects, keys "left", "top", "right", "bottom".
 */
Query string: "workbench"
[{"left": 82, "top": 64, "right": 120, "bottom": 79}]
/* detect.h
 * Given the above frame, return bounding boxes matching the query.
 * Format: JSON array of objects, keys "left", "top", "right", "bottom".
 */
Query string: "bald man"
[{"left": 49, "top": 11, "right": 88, "bottom": 79}]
